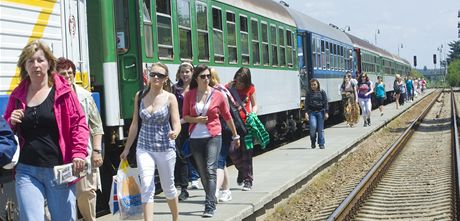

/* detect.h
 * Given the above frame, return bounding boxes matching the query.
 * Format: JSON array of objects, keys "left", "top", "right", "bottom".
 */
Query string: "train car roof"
[
  {"left": 346, "top": 33, "right": 410, "bottom": 66},
  {"left": 283, "top": 7, "right": 353, "bottom": 46},
  {"left": 392, "top": 55, "right": 411, "bottom": 66},
  {"left": 216, "top": 0, "right": 296, "bottom": 26},
  {"left": 345, "top": 33, "right": 394, "bottom": 60}
]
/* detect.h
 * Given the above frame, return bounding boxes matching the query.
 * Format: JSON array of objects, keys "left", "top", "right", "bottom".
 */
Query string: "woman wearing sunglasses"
[
  {"left": 183, "top": 64, "right": 240, "bottom": 217},
  {"left": 120, "top": 63, "right": 181, "bottom": 221}
]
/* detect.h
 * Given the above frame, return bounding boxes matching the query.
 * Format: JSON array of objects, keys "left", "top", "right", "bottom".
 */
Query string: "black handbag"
[
  {"left": 127, "top": 87, "right": 150, "bottom": 168},
  {"left": 222, "top": 87, "right": 248, "bottom": 136}
]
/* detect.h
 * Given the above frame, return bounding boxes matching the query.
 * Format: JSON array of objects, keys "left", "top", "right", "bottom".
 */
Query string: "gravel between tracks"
[{"left": 264, "top": 92, "right": 438, "bottom": 221}]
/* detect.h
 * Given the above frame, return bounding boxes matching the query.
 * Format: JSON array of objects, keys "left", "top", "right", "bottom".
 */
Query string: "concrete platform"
[{"left": 99, "top": 90, "right": 433, "bottom": 221}]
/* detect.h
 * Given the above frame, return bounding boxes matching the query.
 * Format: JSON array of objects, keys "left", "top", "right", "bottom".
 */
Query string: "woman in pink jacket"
[
  {"left": 183, "top": 64, "right": 240, "bottom": 217},
  {"left": 4, "top": 40, "right": 89, "bottom": 221}
]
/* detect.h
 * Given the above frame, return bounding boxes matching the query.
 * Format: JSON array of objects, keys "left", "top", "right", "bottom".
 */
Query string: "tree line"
[{"left": 447, "top": 40, "right": 460, "bottom": 86}]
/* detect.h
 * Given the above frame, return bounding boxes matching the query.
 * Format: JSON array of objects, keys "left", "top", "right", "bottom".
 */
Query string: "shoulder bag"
[{"left": 127, "top": 87, "right": 149, "bottom": 168}]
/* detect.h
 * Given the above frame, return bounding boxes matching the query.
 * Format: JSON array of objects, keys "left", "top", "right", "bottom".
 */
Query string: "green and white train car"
[{"left": 0, "top": 0, "right": 301, "bottom": 216}]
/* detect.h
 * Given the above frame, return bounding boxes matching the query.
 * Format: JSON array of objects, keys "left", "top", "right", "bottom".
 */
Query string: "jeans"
[
  {"left": 190, "top": 136, "right": 221, "bottom": 210},
  {"left": 188, "top": 159, "right": 200, "bottom": 181},
  {"left": 15, "top": 163, "right": 77, "bottom": 221},
  {"left": 309, "top": 111, "right": 325, "bottom": 146}
]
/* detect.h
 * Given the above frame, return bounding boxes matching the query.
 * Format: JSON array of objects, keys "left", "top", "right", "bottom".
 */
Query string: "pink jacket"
[
  {"left": 183, "top": 88, "right": 232, "bottom": 136},
  {"left": 4, "top": 74, "right": 89, "bottom": 163}
]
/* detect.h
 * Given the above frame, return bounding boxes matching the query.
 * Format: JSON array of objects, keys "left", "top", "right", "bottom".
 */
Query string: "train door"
[
  {"left": 61, "top": 0, "right": 90, "bottom": 89},
  {"left": 114, "top": 0, "right": 143, "bottom": 119},
  {"left": 298, "top": 31, "right": 313, "bottom": 97}
]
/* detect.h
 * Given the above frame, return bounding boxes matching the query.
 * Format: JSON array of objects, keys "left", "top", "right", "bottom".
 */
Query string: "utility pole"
[
  {"left": 374, "top": 29, "right": 380, "bottom": 45},
  {"left": 397, "top": 43, "right": 403, "bottom": 56}
]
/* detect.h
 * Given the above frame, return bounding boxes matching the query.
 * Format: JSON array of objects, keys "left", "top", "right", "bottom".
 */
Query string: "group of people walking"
[
  {"left": 305, "top": 71, "right": 426, "bottom": 150},
  {"left": 2, "top": 40, "right": 428, "bottom": 221},
  {"left": 119, "top": 63, "right": 259, "bottom": 219},
  {"left": 3, "top": 40, "right": 261, "bottom": 221}
]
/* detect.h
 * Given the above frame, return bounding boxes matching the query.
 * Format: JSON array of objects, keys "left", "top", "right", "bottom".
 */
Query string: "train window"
[
  {"left": 317, "top": 38, "right": 321, "bottom": 68},
  {"left": 286, "top": 30, "right": 293, "bottom": 67},
  {"left": 178, "top": 0, "right": 192, "bottom": 60},
  {"left": 278, "top": 27, "right": 285, "bottom": 67},
  {"left": 196, "top": 2, "right": 209, "bottom": 61},
  {"left": 292, "top": 32, "right": 296, "bottom": 68},
  {"left": 115, "top": 0, "right": 130, "bottom": 53},
  {"left": 251, "top": 19, "right": 260, "bottom": 65},
  {"left": 156, "top": 0, "right": 173, "bottom": 59},
  {"left": 333, "top": 44, "right": 337, "bottom": 70},
  {"left": 270, "top": 25, "right": 277, "bottom": 66},
  {"left": 142, "top": 0, "right": 153, "bottom": 58},
  {"left": 329, "top": 42, "right": 333, "bottom": 70},
  {"left": 227, "top": 11, "right": 237, "bottom": 63},
  {"left": 311, "top": 37, "right": 317, "bottom": 68},
  {"left": 325, "top": 41, "right": 328, "bottom": 66},
  {"left": 261, "top": 22, "right": 269, "bottom": 66},
  {"left": 240, "top": 15, "right": 249, "bottom": 64},
  {"left": 212, "top": 7, "right": 224, "bottom": 63},
  {"left": 321, "top": 40, "right": 325, "bottom": 69}
]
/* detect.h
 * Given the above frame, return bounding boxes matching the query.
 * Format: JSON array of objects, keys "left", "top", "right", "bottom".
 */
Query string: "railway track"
[{"left": 327, "top": 90, "right": 459, "bottom": 220}]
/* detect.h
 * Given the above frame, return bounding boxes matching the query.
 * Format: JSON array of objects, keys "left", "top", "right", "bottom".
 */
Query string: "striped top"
[{"left": 137, "top": 100, "right": 175, "bottom": 152}]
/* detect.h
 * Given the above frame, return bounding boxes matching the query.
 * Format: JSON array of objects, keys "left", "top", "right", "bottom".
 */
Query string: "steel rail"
[
  {"left": 326, "top": 90, "right": 443, "bottom": 221},
  {"left": 452, "top": 88, "right": 460, "bottom": 220}
]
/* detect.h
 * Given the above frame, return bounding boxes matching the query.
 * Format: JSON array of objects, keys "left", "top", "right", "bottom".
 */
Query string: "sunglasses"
[
  {"left": 199, "top": 74, "right": 211, "bottom": 79},
  {"left": 149, "top": 72, "right": 167, "bottom": 79}
]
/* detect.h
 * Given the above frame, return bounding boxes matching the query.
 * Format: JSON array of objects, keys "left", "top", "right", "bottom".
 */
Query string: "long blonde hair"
[{"left": 17, "top": 40, "right": 56, "bottom": 85}]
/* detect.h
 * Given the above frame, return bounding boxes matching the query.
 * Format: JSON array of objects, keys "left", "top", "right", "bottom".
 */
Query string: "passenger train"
[{"left": 0, "top": 0, "right": 411, "bottom": 217}]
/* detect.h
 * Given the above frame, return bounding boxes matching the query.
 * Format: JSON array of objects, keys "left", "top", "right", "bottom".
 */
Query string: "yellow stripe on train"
[{"left": 3, "top": 0, "right": 57, "bottom": 93}]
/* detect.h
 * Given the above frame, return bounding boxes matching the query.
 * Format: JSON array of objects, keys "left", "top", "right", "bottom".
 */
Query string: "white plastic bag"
[
  {"left": 109, "top": 175, "right": 119, "bottom": 214},
  {"left": 117, "top": 160, "right": 143, "bottom": 220}
]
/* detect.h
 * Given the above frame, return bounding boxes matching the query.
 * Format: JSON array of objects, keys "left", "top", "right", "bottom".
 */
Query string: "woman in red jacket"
[
  {"left": 183, "top": 64, "right": 240, "bottom": 217},
  {"left": 4, "top": 40, "right": 89, "bottom": 221}
]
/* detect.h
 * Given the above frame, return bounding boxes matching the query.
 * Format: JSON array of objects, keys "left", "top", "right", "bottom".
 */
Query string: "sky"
[{"left": 285, "top": 0, "right": 460, "bottom": 69}]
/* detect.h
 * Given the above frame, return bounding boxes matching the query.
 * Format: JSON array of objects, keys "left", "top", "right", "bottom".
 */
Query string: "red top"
[
  {"left": 183, "top": 88, "right": 232, "bottom": 137},
  {"left": 226, "top": 84, "right": 255, "bottom": 122},
  {"left": 4, "top": 74, "right": 89, "bottom": 163}
]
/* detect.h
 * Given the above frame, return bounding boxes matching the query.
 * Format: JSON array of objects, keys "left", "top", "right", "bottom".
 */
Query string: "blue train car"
[{"left": 283, "top": 7, "right": 354, "bottom": 114}]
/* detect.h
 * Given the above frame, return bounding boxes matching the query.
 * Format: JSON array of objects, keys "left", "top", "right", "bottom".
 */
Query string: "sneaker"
[
  {"left": 242, "top": 181, "right": 252, "bottom": 191},
  {"left": 219, "top": 190, "right": 232, "bottom": 202},
  {"left": 319, "top": 145, "right": 325, "bottom": 149},
  {"left": 380, "top": 112, "right": 384, "bottom": 116},
  {"left": 191, "top": 180, "right": 200, "bottom": 189},
  {"left": 178, "top": 189, "right": 189, "bottom": 201},
  {"left": 202, "top": 208, "right": 215, "bottom": 218},
  {"left": 237, "top": 177, "right": 243, "bottom": 186},
  {"left": 311, "top": 144, "right": 316, "bottom": 149},
  {"left": 367, "top": 118, "right": 371, "bottom": 126},
  {"left": 363, "top": 122, "right": 368, "bottom": 127}
]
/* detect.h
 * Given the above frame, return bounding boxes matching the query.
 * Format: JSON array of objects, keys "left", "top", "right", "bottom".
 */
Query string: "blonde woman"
[
  {"left": 120, "top": 63, "right": 181, "bottom": 221},
  {"left": 393, "top": 74, "right": 403, "bottom": 109},
  {"left": 340, "top": 74, "right": 358, "bottom": 127},
  {"left": 4, "top": 40, "right": 89, "bottom": 221}
]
